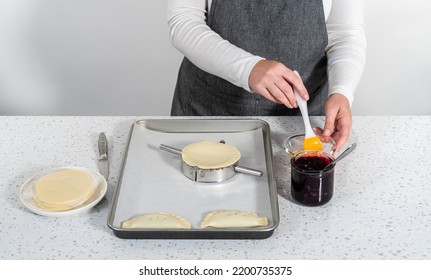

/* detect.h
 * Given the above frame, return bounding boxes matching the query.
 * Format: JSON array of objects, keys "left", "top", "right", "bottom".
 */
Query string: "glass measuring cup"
[
  {"left": 283, "top": 133, "right": 336, "bottom": 157},
  {"left": 290, "top": 150, "right": 335, "bottom": 206}
]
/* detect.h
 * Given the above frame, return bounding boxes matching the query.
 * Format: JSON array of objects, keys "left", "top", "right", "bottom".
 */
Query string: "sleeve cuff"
[
  {"left": 328, "top": 86, "right": 354, "bottom": 107},
  {"left": 242, "top": 57, "right": 265, "bottom": 93}
]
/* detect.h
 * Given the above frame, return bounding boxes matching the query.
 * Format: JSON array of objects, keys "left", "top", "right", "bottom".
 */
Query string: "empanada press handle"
[
  {"left": 159, "top": 144, "right": 182, "bottom": 156},
  {"left": 159, "top": 144, "right": 263, "bottom": 177},
  {"left": 234, "top": 166, "right": 263, "bottom": 177}
]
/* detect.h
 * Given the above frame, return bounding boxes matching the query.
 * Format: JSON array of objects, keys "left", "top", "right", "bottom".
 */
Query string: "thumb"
[{"left": 323, "top": 110, "right": 337, "bottom": 136}]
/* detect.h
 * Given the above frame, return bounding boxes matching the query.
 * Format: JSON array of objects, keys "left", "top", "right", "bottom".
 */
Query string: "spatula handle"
[{"left": 293, "top": 71, "right": 314, "bottom": 137}]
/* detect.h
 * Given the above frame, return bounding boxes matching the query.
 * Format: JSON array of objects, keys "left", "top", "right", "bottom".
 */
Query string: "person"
[{"left": 167, "top": 0, "right": 366, "bottom": 153}]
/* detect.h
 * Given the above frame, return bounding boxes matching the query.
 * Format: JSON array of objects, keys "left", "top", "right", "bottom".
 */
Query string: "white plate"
[{"left": 19, "top": 166, "right": 107, "bottom": 217}]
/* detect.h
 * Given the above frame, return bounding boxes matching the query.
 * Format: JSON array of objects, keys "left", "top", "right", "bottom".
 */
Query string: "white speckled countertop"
[{"left": 0, "top": 116, "right": 430, "bottom": 260}]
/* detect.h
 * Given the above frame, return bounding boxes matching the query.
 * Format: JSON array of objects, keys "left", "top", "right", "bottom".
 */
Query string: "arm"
[
  {"left": 167, "top": 0, "right": 262, "bottom": 92},
  {"left": 322, "top": 0, "right": 366, "bottom": 152},
  {"left": 166, "top": 0, "right": 309, "bottom": 107},
  {"left": 326, "top": 0, "right": 367, "bottom": 106}
]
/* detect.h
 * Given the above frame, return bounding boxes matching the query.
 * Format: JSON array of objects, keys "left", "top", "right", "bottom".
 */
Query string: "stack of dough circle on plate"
[
  {"left": 181, "top": 141, "right": 241, "bottom": 169},
  {"left": 34, "top": 168, "right": 98, "bottom": 211}
]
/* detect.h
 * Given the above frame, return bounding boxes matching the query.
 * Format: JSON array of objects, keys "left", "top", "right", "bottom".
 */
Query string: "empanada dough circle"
[
  {"left": 122, "top": 212, "right": 191, "bottom": 229},
  {"left": 182, "top": 141, "right": 241, "bottom": 169},
  {"left": 34, "top": 169, "right": 96, "bottom": 211},
  {"left": 201, "top": 210, "right": 268, "bottom": 228}
]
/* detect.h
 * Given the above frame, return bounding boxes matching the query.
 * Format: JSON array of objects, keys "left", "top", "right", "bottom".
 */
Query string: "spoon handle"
[
  {"left": 336, "top": 143, "right": 357, "bottom": 162},
  {"left": 322, "top": 143, "right": 357, "bottom": 171}
]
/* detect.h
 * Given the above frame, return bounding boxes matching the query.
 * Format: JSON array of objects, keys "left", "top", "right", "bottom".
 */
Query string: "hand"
[
  {"left": 248, "top": 60, "right": 309, "bottom": 108},
  {"left": 314, "top": 93, "right": 352, "bottom": 155}
]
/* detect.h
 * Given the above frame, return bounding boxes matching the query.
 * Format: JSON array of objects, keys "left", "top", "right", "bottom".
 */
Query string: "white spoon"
[{"left": 293, "top": 71, "right": 323, "bottom": 151}]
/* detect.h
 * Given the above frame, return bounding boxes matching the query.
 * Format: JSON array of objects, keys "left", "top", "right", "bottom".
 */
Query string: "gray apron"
[{"left": 171, "top": 0, "right": 328, "bottom": 116}]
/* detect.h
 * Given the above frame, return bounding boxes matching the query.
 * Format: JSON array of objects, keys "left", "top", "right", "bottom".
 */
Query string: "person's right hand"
[{"left": 248, "top": 59, "right": 309, "bottom": 108}]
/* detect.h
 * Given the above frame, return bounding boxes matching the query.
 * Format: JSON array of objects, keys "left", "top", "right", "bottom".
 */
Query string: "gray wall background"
[{"left": 1, "top": 0, "right": 430, "bottom": 116}]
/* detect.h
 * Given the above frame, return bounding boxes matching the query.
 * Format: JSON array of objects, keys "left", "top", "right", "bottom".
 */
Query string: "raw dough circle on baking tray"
[{"left": 181, "top": 141, "right": 241, "bottom": 169}]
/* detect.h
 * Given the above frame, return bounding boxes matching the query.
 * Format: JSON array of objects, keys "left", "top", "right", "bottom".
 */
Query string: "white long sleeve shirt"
[{"left": 167, "top": 0, "right": 366, "bottom": 105}]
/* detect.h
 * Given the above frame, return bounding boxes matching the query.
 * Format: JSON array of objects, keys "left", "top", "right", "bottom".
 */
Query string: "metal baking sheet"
[{"left": 108, "top": 118, "right": 279, "bottom": 239}]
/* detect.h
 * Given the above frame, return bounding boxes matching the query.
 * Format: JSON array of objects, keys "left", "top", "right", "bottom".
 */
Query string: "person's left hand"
[{"left": 314, "top": 93, "right": 352, "bottom": 155}]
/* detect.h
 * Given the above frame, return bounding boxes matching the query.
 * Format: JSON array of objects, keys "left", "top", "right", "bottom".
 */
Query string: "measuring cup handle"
[{"left": 234, "top": 166, "right": 263, "bottom": 177}]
